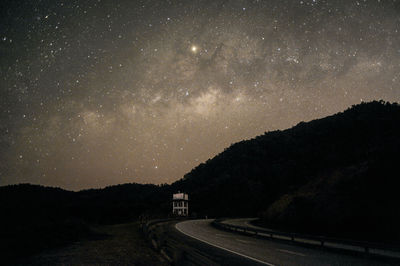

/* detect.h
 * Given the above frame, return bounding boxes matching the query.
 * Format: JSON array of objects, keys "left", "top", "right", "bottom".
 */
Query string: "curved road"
[
  {"left": 222, "top": 218, "right": 279, "bottom": 232},
  {"left": 175, "top": 219, "right": 398, "bottom": 266}
]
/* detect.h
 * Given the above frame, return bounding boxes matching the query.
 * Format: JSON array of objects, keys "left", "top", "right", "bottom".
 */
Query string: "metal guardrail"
[{"left": 212, "top": 219, "right": 400, "bottom": 258}]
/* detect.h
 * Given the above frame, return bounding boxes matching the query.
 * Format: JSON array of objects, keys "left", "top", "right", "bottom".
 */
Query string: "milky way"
[{"left": 1, "top": 0, "right": 399, "bottom": 190}]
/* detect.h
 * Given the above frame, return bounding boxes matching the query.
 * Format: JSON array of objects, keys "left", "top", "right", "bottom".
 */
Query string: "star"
[{"left": 0, "top": 0, "right": 398, "bottom": 190}]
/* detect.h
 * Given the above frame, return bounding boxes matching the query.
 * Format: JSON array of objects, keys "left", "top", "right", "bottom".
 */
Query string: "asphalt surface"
[
  {"left": 174, "top": 219, "right": 400, "bottom": 266},
  {"left": 158, "top": 220, "right": 260, "bottom": 265},
  {"left": 222, "top": 218, "right": 277, "bottom": 231},
  {"left": 222, "top": 218, "right": 400, "bottom": 259}
]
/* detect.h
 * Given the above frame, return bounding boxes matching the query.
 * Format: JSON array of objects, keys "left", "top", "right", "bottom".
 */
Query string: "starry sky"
[{"left": 1, "top": 0, "right": 399, "bottom": 190}]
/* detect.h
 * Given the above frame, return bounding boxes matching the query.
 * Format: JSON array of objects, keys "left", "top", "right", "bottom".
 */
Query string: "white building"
[{"left": 172, "top": 192, "right": 189, "bottom": 216}]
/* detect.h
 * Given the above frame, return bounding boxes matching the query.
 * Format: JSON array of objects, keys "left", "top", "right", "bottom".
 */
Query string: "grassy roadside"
[{"left": 19, "top": 222, "right": 168, "bottom": 265}]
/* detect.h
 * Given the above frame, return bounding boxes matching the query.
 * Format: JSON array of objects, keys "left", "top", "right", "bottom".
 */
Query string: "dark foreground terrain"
[{"left": 18, "top": 222, "right": 167, "bottom": 265}]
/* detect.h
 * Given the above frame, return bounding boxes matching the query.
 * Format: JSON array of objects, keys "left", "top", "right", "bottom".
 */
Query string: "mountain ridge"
[{"left": 1, "top": 100, "right": 400, "bottom": 248}]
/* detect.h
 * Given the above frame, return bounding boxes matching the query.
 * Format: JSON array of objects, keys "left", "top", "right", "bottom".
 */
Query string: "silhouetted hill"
[
  {"left": 172, "top": 100, "right": 400, "bottom": 242},
  {"left": 0, "top": 183, "right": 165, "bottom": 225},
  {"left": 1, "top": 100, "right": 400, "bottom": 261},
  {"left": 0, "top": 184, "right": 85, "bottom": 262},
  {"left": 75, "top": 183, "right": 169, "bottom": 223},
  {"left": 0, "top": 183, "right": 164, "bottom": 262}
]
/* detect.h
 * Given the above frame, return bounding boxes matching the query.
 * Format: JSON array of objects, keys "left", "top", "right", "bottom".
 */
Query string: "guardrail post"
[
  {"left": 321, "top": 240, "right": 324, "bottom": 247},
  {"left": 365, "top": 247, "right": 369, "bottom": 254},
  {"left": 291, "top": 235, "right": 294, "bottom": 242}
]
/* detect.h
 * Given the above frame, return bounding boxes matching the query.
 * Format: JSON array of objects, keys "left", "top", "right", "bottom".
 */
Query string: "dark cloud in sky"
[{"left": 1, "top": 0, "right": 399, "bottom": 190}]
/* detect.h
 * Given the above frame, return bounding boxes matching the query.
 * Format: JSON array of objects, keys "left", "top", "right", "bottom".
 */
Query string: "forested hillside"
[
  {"left": 172, "top": 101, "right": 400, "bottom": 242},
  {"left": 1, "top": 101, "right": 400, "bottom": 260}
]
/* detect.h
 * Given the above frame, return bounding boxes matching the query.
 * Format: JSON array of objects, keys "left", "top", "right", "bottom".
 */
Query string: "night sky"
[{"left": 1, "top": 0, "right": 399, "bottom": 190}]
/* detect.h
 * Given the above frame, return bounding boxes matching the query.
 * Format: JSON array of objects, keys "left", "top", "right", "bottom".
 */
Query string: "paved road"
[
  {"left": 222, "top": 218, "right": 278, "bottom": 231},
  {"left": 222, "top": 218, "right": 400, "bottom": 259},
  {"left": 176, "top": 219, "right": 399, "bottom": 266},
  {"left": 158, "top": 220, "right": 260, "bottom": 265}
]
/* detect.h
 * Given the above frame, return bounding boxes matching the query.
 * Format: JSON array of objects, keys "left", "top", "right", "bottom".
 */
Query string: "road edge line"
[{"left": 175, "top": 221, "right": 275, "bottom": 266}]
